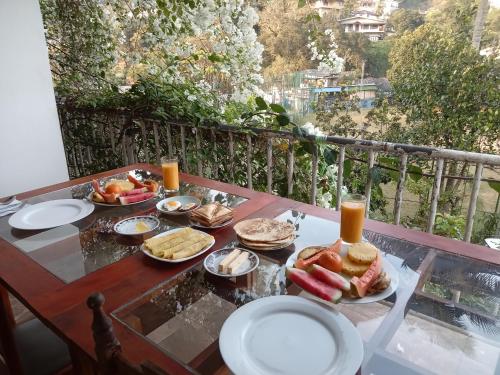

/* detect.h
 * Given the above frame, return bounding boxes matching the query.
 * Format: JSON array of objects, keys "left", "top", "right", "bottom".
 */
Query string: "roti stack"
[
  {"left": 190, "top": 202, "right": 233, "bottom": 227},
  {"left": 234, "top": 218, "right": 295, "bottom": 251}
]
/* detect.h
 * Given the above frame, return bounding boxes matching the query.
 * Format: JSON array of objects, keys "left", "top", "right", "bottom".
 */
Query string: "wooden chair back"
[{"left": 87, "top": 292, "right": 168, "bottom": 375}]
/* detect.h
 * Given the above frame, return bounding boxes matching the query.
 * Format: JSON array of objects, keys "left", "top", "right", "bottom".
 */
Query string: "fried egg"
[{"left": 164, "top": 200, "right": 181, "bottom": 211}]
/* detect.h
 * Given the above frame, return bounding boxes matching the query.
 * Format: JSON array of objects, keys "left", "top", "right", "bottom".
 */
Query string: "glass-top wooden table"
[{"left": 0, "top": 164, "right": 498, "bottom": 375}]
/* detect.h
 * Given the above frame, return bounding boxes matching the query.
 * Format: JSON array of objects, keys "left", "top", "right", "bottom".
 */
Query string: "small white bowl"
[{"left": 114, "top": 216, "right": 160, "bottom": 236}]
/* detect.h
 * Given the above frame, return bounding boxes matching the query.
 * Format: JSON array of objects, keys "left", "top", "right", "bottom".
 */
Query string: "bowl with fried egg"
[{"left": 156, "top": 196, "right": 201, "bottom": 215}]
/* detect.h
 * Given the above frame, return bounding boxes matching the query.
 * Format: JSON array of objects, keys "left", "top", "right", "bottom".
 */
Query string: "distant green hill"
[{"left": 399, "top": 0, "right": 431, "bottom": 11}]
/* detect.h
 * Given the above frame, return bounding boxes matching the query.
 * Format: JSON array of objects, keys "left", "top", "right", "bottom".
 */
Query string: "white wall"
[{"left": 0, "top": 0, "right": 69, "bottom": 197}]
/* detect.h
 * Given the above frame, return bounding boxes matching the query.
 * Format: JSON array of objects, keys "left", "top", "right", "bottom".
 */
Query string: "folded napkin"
[{"left": 0, "top": 199, "right": 24, "bottom": 217}]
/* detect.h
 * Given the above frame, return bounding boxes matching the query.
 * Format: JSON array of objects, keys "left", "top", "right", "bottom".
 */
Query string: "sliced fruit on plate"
[
  {"left": 118, "top": 192, "right": 156, "bottom": 205},
  {"left": 350, "top": 253, "right": 382, "bottom": 298},
  {"left": 144, "top": 179, "right": 159, "bottom": 192},
  {"left": 127, "top": 175, "right": 147, "bottom": 189},
  {"left": 341, "top": 255, "right": 370, "bottom": 277},
  {"left": 286, "top": 267, "right": 342, "bottom": 303},
  {"left": 306, "top": 264, "right": 350, "bottom": 291},
  {"left": 317, "top": 251, "right": 343, "bottom": 273},
  {"left": 120, "top": 187, "right": 148, "bottom": 196}
]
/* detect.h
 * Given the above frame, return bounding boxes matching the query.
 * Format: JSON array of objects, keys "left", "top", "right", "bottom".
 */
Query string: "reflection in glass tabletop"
[
  {"left": 113, "top": 210, "right": 437, "bottom": 375},
  {"left": 0, "top": 170, "right": 246, "bottom": 283}
]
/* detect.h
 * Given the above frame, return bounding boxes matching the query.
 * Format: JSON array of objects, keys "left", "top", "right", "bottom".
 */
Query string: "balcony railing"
[{"left": 57, "top": 105, "right": 500, "bottom": 243}]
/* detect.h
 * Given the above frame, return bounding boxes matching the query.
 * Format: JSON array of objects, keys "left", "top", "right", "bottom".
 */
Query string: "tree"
[
  {"left": 364, "top": 40, "right": 392, "bottom": 77},
  {"left": 386, "top": 9, "right": 425, "bottom": 34},
  {"left": 258, "top": 0, "right": 317, "bottom": 77},
  {"left": 388, "top": 24, "right": 499, "bottom": 153}
]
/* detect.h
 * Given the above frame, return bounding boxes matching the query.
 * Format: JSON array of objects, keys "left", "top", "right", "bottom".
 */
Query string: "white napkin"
[{"left": 0, "top": 199, "right": 23, "bottom": 217}]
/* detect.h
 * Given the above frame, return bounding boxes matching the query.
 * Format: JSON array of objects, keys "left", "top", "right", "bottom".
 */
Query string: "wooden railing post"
[
  {"left": 287, "top": 139, "right": 294, "bottom": 197},
  {"left": 393, "top": 154, "right": 408, "bottom": 225},
  {"left": 427, "top": 158, "right": 444, "bottom": 233},
  {"left": 180, "top": 125, "right": 188, "bottom": 173},
  {"left": 195, "top": 128, "right": 203, "bottom": 176},
  {"left": 336, "top": 146, "right": 345, "bottom": 211},
  {"left": 464, "top": 163, "right": 483, "bottom": 242},
  {"left": 152, "top": 121, "right": 161, "bottom": 164},
  {"left": 267, "top": 137, "right": 273, "bottom": 194},
  {"left": 246, "top": 134, "right": 253, "bottom": 190},
  {"left": 311, "top": 143, "right": 318, "bottom": 206},
  {"left": 364, "top": 150, "right": 376, "bottom": 217},
  {"left": 228, "top": 132, "right": 235, "bottom": 183}
]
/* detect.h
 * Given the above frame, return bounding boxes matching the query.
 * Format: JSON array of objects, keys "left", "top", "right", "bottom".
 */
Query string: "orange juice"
[
  {"left": 340, "top": 195, "right": 366, "bottom": 243},
  {"left": 161, "top": 159, "right": 179, "bottom": 191}
]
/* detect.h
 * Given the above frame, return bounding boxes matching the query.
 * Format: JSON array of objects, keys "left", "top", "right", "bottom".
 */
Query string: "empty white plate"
[
  {"left": 9, "top": 199, "right": 94, "bottom": 230},
  {"left": 219, "top": 295, "right": 363, "bottom": 375}
]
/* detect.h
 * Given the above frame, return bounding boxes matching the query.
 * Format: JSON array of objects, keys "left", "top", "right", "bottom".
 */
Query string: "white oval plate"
[
  {"left": 9, "top": 199, "right": 94, "bottom": 230},
  {"left": 219, "top": 295, "right": 363, "bottom": 375},
  {"left": 156, "top": 196, "right": 201, "bottom": 215},
  {"left": 141, "top": 227, "right": 214, "bottom": 263},
  {"left": 204, "top": 248, "right": 259, "bottom": 277},
  {"left": 189, "top": 217, "right": 233, "bottom": 230},
  {"left": 286, "top": 242, "right": 399, "bottom": 304},
  {"left": 87, "top": 192, "right": 157, "bottom": 207},
  {"left": 114, "top": 216, "right": 160, "bottom": 236}
]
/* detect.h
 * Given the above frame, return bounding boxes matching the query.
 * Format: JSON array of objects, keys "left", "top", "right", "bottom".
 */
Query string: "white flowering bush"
[
  {"left": 307, "top": 29, "right": 345, "bottom": 74},
  {"left": 42, "top": 0, "right": 263, "bottom": 109}
]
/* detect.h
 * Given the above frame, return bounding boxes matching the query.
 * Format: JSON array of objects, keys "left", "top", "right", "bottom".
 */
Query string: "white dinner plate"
[
  {"left": 204, "top": 248, "right": 259, "bottom": 277},
  {"left": 286, "top": 242, "right": 399, "bottom": 304},
  {"left": 8, "top": 199, "right": 94, "bottom": 230},
  {"left": 219, "top": 295, "right": 363, "bottom": 375},
  {"left": 141, "top": 227, "right": 214, "bottom": 263}
]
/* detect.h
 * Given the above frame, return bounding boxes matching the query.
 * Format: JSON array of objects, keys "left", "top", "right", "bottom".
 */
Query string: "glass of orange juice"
[
  {"left": 161, "top": 157, "right": 179, "bottom": 192},
  {"left": 340, "top": 194, "right": 366, "bottom": 244}
]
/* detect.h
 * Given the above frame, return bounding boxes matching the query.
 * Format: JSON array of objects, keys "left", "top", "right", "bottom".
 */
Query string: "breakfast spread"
[
  {"left": 91, "top": 175, "right": 159, "bottom": 205},
  {"left": 190, "top": 202, "right": 233, "bottom": 227},
  {"left": 234, "top": 218, "right": 295, "bottom": 250},
  {"left": 287, "top": 239, "right": 392, "bottom": 302},
  {"left": 144, "top": 228, "right": 213, "bottom": 260}
]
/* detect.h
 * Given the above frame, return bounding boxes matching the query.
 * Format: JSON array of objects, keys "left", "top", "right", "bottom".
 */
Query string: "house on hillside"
[
  {"left": 313, "top": 0, "right": 344, "bottom": 18},
  {"left": 339, "top": 11, "right": 386, "bottom": 41}
]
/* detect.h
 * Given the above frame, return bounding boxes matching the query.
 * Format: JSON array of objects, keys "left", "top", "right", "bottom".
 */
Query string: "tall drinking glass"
[
  {"left": 340, "top": 194, "right": 366, "bottom": 244},
  {"left": 161, "top": 157, "right": 179, "bottom": 192}
]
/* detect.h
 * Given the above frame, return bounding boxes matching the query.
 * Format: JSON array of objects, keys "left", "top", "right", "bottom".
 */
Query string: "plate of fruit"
[
  {"left": 89, "top": 175, "right": 159, "bottom": 206},
  {"left": 286, "top": 239, "right": 399, "bottom": 304}
]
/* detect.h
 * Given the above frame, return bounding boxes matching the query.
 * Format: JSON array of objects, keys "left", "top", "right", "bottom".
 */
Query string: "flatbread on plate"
[{"left": 234, "top": 218, "right": 294, "bottom": 242}]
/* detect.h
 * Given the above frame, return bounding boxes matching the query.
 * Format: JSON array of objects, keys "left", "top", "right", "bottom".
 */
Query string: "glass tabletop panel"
[
  {"left": 378, "top": 251, "right": 500, "bottom": 375},
  {"left": 0, "top": 170, "right": 246, "bottom": 283},
  {"left": 113, "top": 210, "right": 425, "bottom": 374}
]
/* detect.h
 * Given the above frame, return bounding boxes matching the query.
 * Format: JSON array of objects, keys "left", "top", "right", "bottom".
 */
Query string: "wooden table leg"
[
  {"left": 0, "top": 286, "right": 24, "bottom": 374},
  {"left": 69, "top": 344, "right": 96, "bottom": 375}
]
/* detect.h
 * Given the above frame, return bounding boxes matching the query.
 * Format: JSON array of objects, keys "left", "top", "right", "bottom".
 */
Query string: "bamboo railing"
[{"left": 57, "top": 106, "right": 500, "bottom": 243}]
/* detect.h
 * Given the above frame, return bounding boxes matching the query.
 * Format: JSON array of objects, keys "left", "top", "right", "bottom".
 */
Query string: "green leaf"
[
  {"left": 343, "top": 159, "right": 352, "bottom": 178},
  {"left": 207, "top": 53, "right": 223, "bottom": 63},
  {"left": 269, "top": 103, "right": 286, "bottom": 113},
  {"left": 299, "top": 141, "right": 314, "bottom": 155},
  {"left": 276, "top": 113, "right": 290, "bottom": 127},
  {"left": 407, "top": 164, "right": 423, "bottom": 182},
  {"left": 297, "top": 0, "right": 306, "bottom": 8},
  {"left": 488, "top": 181, "right": 500, "bottom": 194},
  {"left": 255, "top": 97, "right": 268, "bottom": 111},
  {"left": 323, "top": 147, "right": 338, "bottom": 165}
]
